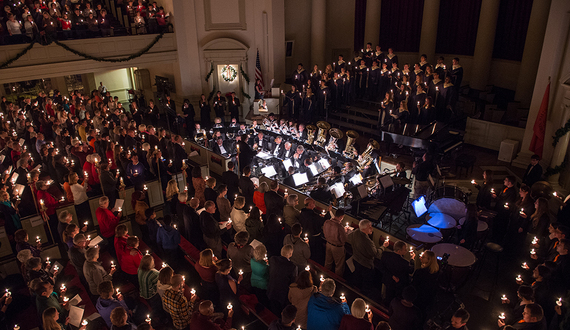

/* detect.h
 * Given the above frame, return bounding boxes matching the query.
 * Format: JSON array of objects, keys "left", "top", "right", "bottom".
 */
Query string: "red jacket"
[
  {"left": 121, "top": 247, "right": 142, "bottom": 275},
  {"left": 83, "top": 161, "right": 100, "bottom": 185},
  {"left": 96, "top": 207, "right": 119, "bottom": 238},
  {"left": 37, "top": 190, "right": 58, "bottom": 216},
  {"left": 114, "top": 235, "right": 129, "bottom": 266}
]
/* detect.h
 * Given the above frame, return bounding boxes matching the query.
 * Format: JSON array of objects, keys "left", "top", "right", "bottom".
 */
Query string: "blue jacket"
[
  {"left": 96, "top": 297, "right": 129, "bottom": 328},
  {"left": 157, "top": 225, "right": 181, "bottom": 250},
  {"left": 306, "top": 293, "right": 350, "bottom": 330}
]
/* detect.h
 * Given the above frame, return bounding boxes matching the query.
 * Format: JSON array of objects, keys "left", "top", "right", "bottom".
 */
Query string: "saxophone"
[{"left": 357, "top": 139, "right": 380, "bottom": 171}]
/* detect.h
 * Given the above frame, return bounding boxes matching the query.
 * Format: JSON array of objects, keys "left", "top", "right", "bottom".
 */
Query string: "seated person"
[
  {"left": 96, "top": 280, "right": 130, "bottom": 329},
  {"left": 212, "top": 137, "right": 230, "bottom": 157},
  {"left": 310, "top": 177, "right": 335, "bottom": 205}
]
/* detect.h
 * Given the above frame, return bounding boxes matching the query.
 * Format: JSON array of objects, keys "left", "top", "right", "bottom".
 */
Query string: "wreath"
[{"left": 221, "top": 65, "right": 237, "bottom": 82}]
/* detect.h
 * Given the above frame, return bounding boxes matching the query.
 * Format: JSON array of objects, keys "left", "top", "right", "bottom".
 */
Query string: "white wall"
[{"left": 93, "top": 69, "right": 133, "bottom": 103}]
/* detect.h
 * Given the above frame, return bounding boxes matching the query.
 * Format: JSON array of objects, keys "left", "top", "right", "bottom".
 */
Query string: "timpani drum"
[
  {"left": 426, "top": 213, "right": 457, "bottom": 229},
  {"left": 432, "top": 243, "right": 477, "bottom": 290},
  {"left": 428, "top": 186, "right": 467, "bottom": 222},
  {"left": 406, "top": 224, "right": 443, "bottom": 247}
]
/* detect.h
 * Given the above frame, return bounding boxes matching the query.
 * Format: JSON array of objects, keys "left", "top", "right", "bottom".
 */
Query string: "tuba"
[
  {"left": 315, "top": 121, "right": 331, "bottom": 146},
  {"left": 306, "top": 125, "right": 317, "bottom": 144},
  {"left": 343, "top": 130, "right": 360, "bottom": 159},
  {"left": 326, "top": 128, "right": 344, "bottom": 152},
  {"left": 357, "top": 139, "right": 380, "bottom": 171}
]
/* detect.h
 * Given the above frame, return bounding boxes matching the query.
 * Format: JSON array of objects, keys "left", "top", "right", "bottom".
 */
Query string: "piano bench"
[{"left": 455, "top": 154, "right": 477, "bottom": 177}]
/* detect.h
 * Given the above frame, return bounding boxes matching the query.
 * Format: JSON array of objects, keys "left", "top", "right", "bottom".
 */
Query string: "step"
[
  {"left": 328, "top": 118, "right": 381, "bottom": 137},
  {"left": 332, "top": 112, "right": 379, "bottom": 126},
  {"left": 345, "top": 106, "right": 381, "bottom": 118}
]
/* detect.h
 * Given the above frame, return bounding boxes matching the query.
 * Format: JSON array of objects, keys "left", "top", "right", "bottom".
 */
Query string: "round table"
[
  {"left": 427, "top": 213, "right": 457, "bottom": 229},
  {"left": 406, "top": 224, "right": 443, "bottom": 244},
  {"left": 477, "top": 220, "right": 489, "bottom": 232},
  {"left": 432, "top": 243, "right": 477, "bottom": 268}
]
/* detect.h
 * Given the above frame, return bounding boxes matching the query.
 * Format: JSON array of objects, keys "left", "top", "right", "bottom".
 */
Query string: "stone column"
[
  {"left": 470, "top": 0, "right": 500, "bottom": 91},
  {"left": 364, "top": 0, "right": 381, "bottom": 47},
  {"left": 548, "top": 86, "right": 570, "bottom": 188},
  {"left": 514, "top": 0, "right": 552, "bottom": 107},
  {"left": 418, "top": 0, "right": 440, "bottom": 64},
  {"left": 311, "top": 0, "right": 326, "bottom": 68},
  {"left": 172, "top": 0, "right": 202, "bottom": 97}
]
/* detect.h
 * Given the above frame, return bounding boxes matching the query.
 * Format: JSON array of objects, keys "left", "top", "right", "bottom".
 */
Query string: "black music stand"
[{"left": 385, "top": 187, "right": 411, "bottom": 235}]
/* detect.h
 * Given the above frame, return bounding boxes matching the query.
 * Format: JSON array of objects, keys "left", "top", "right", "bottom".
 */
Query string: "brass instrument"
[
  {"left": 315, "top": 121, "right": 331, "bottom": 146},
  {"left": 326, "top": 128, "right": 344, "bottom": 152},
  {"left": 306, "top": 124, "right": 317, "bottom": 144},
  {"left": 194, "top": 129, "right": 207, "bottom": 145},
  {"left": 357, "top": 139, "right": 380, "bottom": 171},
  {"left": 343, "top": 130, "right": 359, "bottom": 159}
]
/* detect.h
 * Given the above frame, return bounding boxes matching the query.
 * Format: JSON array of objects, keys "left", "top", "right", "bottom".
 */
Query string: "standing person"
[
  {"left": 237, "top": 135, "right": 255, "bottom": 173},
  {"left": 230, "top": 197, "right": 248, "bottom": 233},
  {"left": 338, "top": 298, "right": 374, "bottom": 330},
  {"left": 96, "top": 196, "right": 122, "bottom": 257},
  {"left": 68, "top": 172, "right": 90, "bottom": 225},
  {"left": 267, "top": 244, "right": 298, "bottom": 314},
  {"left": 388, "top": 286, "right": 422, "bottom": 330},
  {"left": 138, "top": 255, "right": 167, "bottom": 326},
  {"left": 222, "top": 161, "right": 239, "bottom": 205},
  {"left": 491, "top": 176, "right": 518, "bottom": 243},
  {"left": 411, "top": 250, "right": 439, "bottom": 314},
  {"left": 472, "top": 169, "right": 494, "bottom": 210},
  {"left": 379, "top": 241, "right": 415, "bottom": 305},
  {"left": 215, "top": 259, "right": 243, "bottom": 320},
  {"left": 448, "top": 308, "right": 470, "bottom": 330},
  {"left": 227, "top": 231, "right": 254, "bottom": 289},
  {"left": 212, "top": 91, "right": 227, "bottom": 125},
  {"left": 323, "top": 209, "right": 348, "bottom": 277},
  {"left": 228, "top": 92, "right": 241, "bottom": 120},
  {"left": 288, "top": 270, "right": 318, "bottom": 329},
  {"left": 181, "top": 99, "right": 195, "bottom": 137},
  {"left": 299, "top": 199, "right": 329, "bottom": 263},
  {"left": 36, "top": 180, "right": 64, "bottom": 243},
  {"left": 163, "top": 275, "right": 197, "bottom": 330},
  {"left": 283, "top": 223, "right": 311, "bottom": 269},
  {"left": 194, "top": 248, "right": 219, "bottom": 305},
  {"left": 189, "top": 300, "right": 233, "bottom": 330},
  {"left": 216, "top": 185, "right": 232, "bottom": 223},
  {"left": 122, "top": 236, "right": 143, "bottom": 288},
  {"left": 238, "top": 166, "right": 255, "bottom": 207},
  {"left": 250, "top": 244, "right": 270, "bottom": 305},
  {"left": 283, "top": 194, "right": 301, "bottom": 228},
  {"left": 268, "top": 305, "right": 298, "bottom": 330},
  {"left": 265, "top": 180, "right": 285, "bottom": 218},
  {"left": 84, "top": 246, "right": 115, "bottom": 296},
  {"left": 96, "top": 281, "right": 131, "bottom": 329},
  {"left": 69, "top": 234, "right": 88, "bottom": 282},
  {"left": 156, "top": 215, "right": 181, "bottom": 265},
  {"left": 126, "top": 155, "right": 145, "bottom": 191},
  {"left": 199, "top": 94, "right": 211, "bottom": 128},
  {"left": 411, "top": 153, "right": 433, "bottom": 199},
  {"left": 306, "top": 278, "right": 350, "bottom": 330},
  {"left": 201, "top": 201, "right": 232, "bottom": 258},
  {"left": 347, "top": 219, "right": 388, "bottom": 295},
  {"left": 523, "top": 155, "right": 543, "bottom": 188},
  {"left": 192, "top": 167, "right": 206, "bottom": 207},
  {"left": 100, "top": 164, "right": 119, "bottom": 207}
]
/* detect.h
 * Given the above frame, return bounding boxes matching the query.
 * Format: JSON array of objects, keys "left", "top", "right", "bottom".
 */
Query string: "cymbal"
[{"left": 392, "top": 177, "right": 412, "bottom": 185}]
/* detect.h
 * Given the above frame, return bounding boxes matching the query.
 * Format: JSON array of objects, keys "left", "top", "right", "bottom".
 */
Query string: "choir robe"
[
  {"left": 284, "top": 90, "right": 302, "bottom": 118},
  {"left": 343, "top": 77, "right": 353, "bottom": 104},
  {"left": 302, "top": 94, "right": 316, "bottom": 122},
  {"left": 374, "top": 51, "right": 386, "bottom": 66},
  {"left": 418, "top": 105, "right": 436, "bottom": 125},
  {"left": 334, "top": 60, "right": 346, "bottom": 73},
  {"left": 412, "top": 91, "right": 427, "bottom": 123},
  {"left": 434, "top": 64, "right": 447, "bottom": 80},
  {"left": 379, "top": 69, "right": 391, "bottom": 100},
  {"left": 351, "top": 57, "right": 362, "bottom": 75},
  {"left": 363, "top": 50, "right": 374, "bottom": 67},
  {"left": 293, "top": 68, "right": 309, "bottom": 91},
  {"left": 356, "top": 65, "right": 369, "bottom": 97},
  {"left": 438, "top": 83, "right": 457, "bottom": 121},
  {"left": 410, "top": 69, "right": 424, "bottom": 86},
  {"left": 419, "top": 61, "right": 430, "bottom": 72},
  {"left": 332, "top": 78, "right": 343, "bottom": 106},
  {"left": 385, "top": 53, "right": 398, "bottom": 69},
  {"left": 379, "top": 100, "right": 395, "bottom": 126},
  {"left": 368, "top": 66, "right": 382, "bottom": 100},
  {"left": 390, "top": 68, "right": 402, "bottom": 88},
  {"left": 451, "top": 65, "right": 464, "bottom": 90},
  {"left": 428, "top": 79, "right": 444, "bottom": 101},
  {"left": 394, "top": 89, "right": 409, "bottom": 108},
  {"left": 309, "top": 71, "right": 321, "bottom": 89},
  {"left": 317, "top": 86, "right": 331, "bottom": 116}
]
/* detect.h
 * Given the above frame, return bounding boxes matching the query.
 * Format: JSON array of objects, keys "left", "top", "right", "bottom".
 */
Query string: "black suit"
[
  {"left": 267, "top": 255, "right": 298, "bottom": 312},
  {"left": 237, "top": 140, "right": 254, "bottom": 172},
  {"left": 270, "top": 142, "right": 284, "bottom": 159},
  {"left": 251, "top": 136, "right": 269, "bottom": 151},
  {"left": 522, "top": 163, "right": 543, "bottom": 187},
  {"left": 281, "top": 147, "right": 294, "bottom": 160},
  {"left": 222, "top": 170, "right": 240, "bottom": 204},
  {"left": 212, "top": 142, "right": 230, "bottom": 156},
  {"left": 239, "top": 176, "right": 255, "bottom": 206},
  {"left": 228, "top": 96, "right": 240, "bottom": 120},
  {"left": 264, "top": 190, "right": 284, "bottom": 217},
  {"left": 379, "top": 251, "right": 414, "bottom": 303}
]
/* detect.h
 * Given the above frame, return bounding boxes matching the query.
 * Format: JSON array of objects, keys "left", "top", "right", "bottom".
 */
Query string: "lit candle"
[
  {"left": 345, "top": 222, "right": 349, "bottom": 229},
  {"left": 521, "top": 262, "right": 527, "bottom": 269},
  {"left": 471, "top": 180, "right": 475, "bottom": 184},
  {"left": 238, "top": 269, "right": 244, "bottom": 276},
  {"left": 504, "top": 203, "right": 508, "bottom": 209},
  {"left": 491, "top": 188, "right": 495, "bottom": 194},
  {"left": 516, "top": 274, "right": 522, "bottom": 282},
  {"left": 557, "top": 298, "right": 563, "bottom": 306},
  {"left": 84, "top": 221, "right": 88, "bottom": 226},
  {"left": 46, "top": 257, "right": 50, "bottom": 265},
  {"left": 305, "top": 265, "right": 310, "bottom": 271},
  {"left": 146, "top": 250, "right": 150, "bottom": 255},
  {"left": 143, "top": 184, "right": 148, "bottom": 190},
  {"left": 501, "top": 294, "right": 507, "bottom": 301},
  {"left": 340, "top": 293, "right": 345, "bottom": 300},
  {"left": 365, "top": 304, "right": 371, "bottom": 313},
  {"left": 499, "top": 313, "right": 505, "bottom": 320},
  {"left": 320, "top": 275, "right": 324, "bottom": 282},
  {"left": 304, "top": 233, "right": 308, "bottom": 242},
  {"left": 384, "top": 236, "right": 389, "bottom": 243},
  {"left": 530, "top": 249, "right": 536, "bottom": 255},
  {"left": 162, "top": 262, "right": 167, "bottom": 268},
  {"left": 116, "top": 288, "right": 120, "bottom": 295},
  {"left": 87, "top": 235, "right": 91, "bottom": 240},
  {"left": 60, "top": 284, "right": 66, "bottom": 291},
  {"left": 111, "top": 261, "right": 115, "bottom": 268},
  {"left": 63, "top": 296, "right": 69, "bottom": 302},
  {"left": 5, "top": 289, "right": 10, "bottom": 296},
  {"left": 145, "top": 315, "right": 151, "bottom": 324},
  {"left": 82, "top": 320, "right": 88, "bottom": 326},
  {"left": 264, "top": 253, "right": 268, "bottom": 261},
  {"left": 191, "top": 288, "right": 196, "bottom": 295},
  {"left": 531, "top": 237, "right": 538, "bottom": 244},
  {"left": 227, "top": 303, "right": 233, "bottom": 310},
  {"left": 36, "top": 236, "right": 41, "bottom": 243},
  {"left": 520, "top": 208, "right": 525, "bottom": 215}
]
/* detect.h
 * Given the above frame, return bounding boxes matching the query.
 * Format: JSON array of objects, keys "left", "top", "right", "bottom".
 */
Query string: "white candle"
[
  {"left": 191, "top": 288, "right": 196, "bottom": 295},
  {"left": 501, "top": 294, "right": 507, "bottom": 301},
  {"left": 516, "top": 274, "right": 522, "bottom": 281},
  {"left": 305, "top": 265, "right": 310, "bottom": 271},
  {"left": 557, "top": 298, "right": 563, "bottom": 306},
  {"left": 499, "top": 313, "right": 505, "bottom": 320},
  {"left": 227, "top": 303, "right": 233, "bottom": 310}
]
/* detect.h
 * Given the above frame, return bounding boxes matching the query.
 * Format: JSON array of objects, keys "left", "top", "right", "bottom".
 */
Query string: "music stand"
[
  {"left": 330, "top": 182, "right": 345, "bottom": 199},
  {"left": 349, "top": 173, "right": 363, "bottom": 185},
  {"left": 379, "top": 175, "right": 394, "bottom": 192},
  {"left": 412, "top": 196, "right": 428, "bottom": 218},
  {"left": 283, "top": 159, "right": 294, "bottom": 170},
  {"left": 308, "top": 164, "right": 319, "bottom": 176},
  {"left": 292, "top": 173, "right": 309, "bottom": 187}
]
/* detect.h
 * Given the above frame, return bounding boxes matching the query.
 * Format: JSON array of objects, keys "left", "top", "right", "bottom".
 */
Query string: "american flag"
[{"left": 255, "top": 49, "right": 264, "bottom": 90}]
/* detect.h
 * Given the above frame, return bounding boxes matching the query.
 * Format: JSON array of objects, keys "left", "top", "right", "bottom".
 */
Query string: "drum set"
[{"left": 405, "top": 185, "right": 482, "bottom": 291}]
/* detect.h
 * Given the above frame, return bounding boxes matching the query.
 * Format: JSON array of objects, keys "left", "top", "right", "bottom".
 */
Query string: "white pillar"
[
  {"left": 172, "top": 0, "right": 202, "bottom": 97},
  {"left": 364, "top": 0, "right": 381, "bottom": 47},
  {"left": 418, "top": 0, "right": 440, "bottom": 64},
  {"left": 470, "top": 0, "right": 500, "bottom": 91},
  {"left": 311, "top": 0, "right": 326, "bottom": 68},
  {"left": 514, "top": 0, "right": 552, "bottom": 107},
  {"left": 548, "top": 87, "right": 570, "bottom": 187}
]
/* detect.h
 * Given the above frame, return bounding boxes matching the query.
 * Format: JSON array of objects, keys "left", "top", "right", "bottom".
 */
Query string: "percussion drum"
[
  {"left": 428, "top": 198, "right": 466, "bottom": 222},
  {"left": 431, "top": 185, "right": 468, "bottom": 203},
  {"left": 477, "top": 220, "right": 488, "bottom": 232},
  {"left": 426, "top": 213, "right": 457, "bottom": 229},
  {"left": 432, "top": 243, "right": 477, "bottom": 268},
  {"left": 406, "top": 224, "right": 443, "bottom": 246}
]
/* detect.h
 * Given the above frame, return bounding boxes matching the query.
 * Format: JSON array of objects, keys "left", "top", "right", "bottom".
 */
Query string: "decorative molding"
[{"left": 204, "top": 0, "right": 247, "bottom": 31}]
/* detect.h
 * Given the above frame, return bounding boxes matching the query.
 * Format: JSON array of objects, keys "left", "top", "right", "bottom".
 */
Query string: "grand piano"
[{"left": 381, "top": 121, "right": 464, "bottom": 156}]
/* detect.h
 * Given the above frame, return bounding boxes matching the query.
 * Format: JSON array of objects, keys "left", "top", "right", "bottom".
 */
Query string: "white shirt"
[
  {"left": 273, "top": 144, "right": 280, "bottom": 156},
  {"left": 7, "top": 20, "right": 22, "bottom": 35},
  {"left": 70, "top": 183, "right": 89, "bottom": 205},
  {"left": 219, "top": 144, "right": 227, "bottom": 155}
]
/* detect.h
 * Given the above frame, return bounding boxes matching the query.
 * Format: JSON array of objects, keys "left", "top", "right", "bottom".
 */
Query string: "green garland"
[
  {"left": 544, "top": 160, "right": 567, "bottom": 177},
  {"left": 552, "top": 118, "right": 570, "bottom": 147},
  {"left": 241, "top": 87, "right": 251, "bottom": 99},
  {"left": 0, "top": 41, "right": 37, "bottom": 69},
  {"left": 240, "top": 65, "right": 250, "bottom": 84},
  {"left": 1, "top": 26, "right": 171, "bottom": 70},
  {"left": 205, "top": 64, "right": 214, "bottom": 82}
]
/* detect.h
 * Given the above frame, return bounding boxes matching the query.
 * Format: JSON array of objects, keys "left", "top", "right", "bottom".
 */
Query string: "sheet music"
[{"left": 88, "top": 236, "right": 103, "bottom": 247}]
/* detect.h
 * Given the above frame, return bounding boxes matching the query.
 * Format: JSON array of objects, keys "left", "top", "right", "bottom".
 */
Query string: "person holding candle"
[
  {"left": 215, "top": 259, "right": 242, "bottom": 321},
  {"left": 96, "top": 196, "right": 122, "bottom": 257},
  {"left": 322, "top": 208, "right": 347, "bottom": 277},
  {"left": 138, "top": 255, "right": 168, "bottom": 326},
  {"left": 522, "top": 198, "right": 550, "bottom": 241},
  {"left": 456, "top": 204, "right": 479, "bottom": 250},
  {"left": 201, "top": 200, "right": 231, "bottom": 258},
  {"left": 121, "top": 236, "right": 143, "bottom": 288},
  {"left": 498, "top": 303, "right": 546, "bottom": 330},
  {"left": 379, "top": 241, "right": 415, "bottom": 305},
  {"left": 14, "top": 229, "right": 42, "bottom": 258},
  {"left": 84, "top": 246, "right": 115, "bottom": 296},
  {"left": 126, "top": 154, "right": 145, "bottom": 191},
  {"left": 36, "top": 180, "right": 63, "bottom": 244},
  {"left": 500, "top": 285, "right": 535, "bottom": 325},
  {"left": 96, "top": 281, "right": 131, "bottom": 328},
  {"left": 245, "top": 206, "right": 264, "bottom": 243},
  {"left": 227, "top": 231, "right": 253, "bottom": 289},
  {"left": 114, "top": 224, "right": 130, "bottom": 267},
  {"left": 288, "top": 270, "right": 317, "bottom": 329},
  {"left": 156, "top": 215, "right": 181, "bottom": 265},
  {"left": 230, "top": 196, "right": 248, "bottom": 233},
  {"left": 268, "top": 304, "right": 298, "bottom": 330},
  {"left": 283, "top": 223, "right": 311, "bottom": 270},
  {"left": 26, "top": 257, "right": 56, "bottom": 285},
  {"left": 448, "top": 308, "right": 470, "bottom": 330},
  {"left": 191, "top": 167, "right": 206, "bottom": 208},
  {"left": 306, "top": 278, "right": 349, "bottom": 330},
  {"left": 189, "top": 300, "right": 233, "bottom": 330},
  {"left": 194, "top": 248, "right": 218, "bottom": 304},
  {"left": 62, "top": 223, "right": 81, "bottom": 250},
  {"left": 491, "top": 176, "right": 518, "bottom": 243},
  {"left": 68, "top": 233, "right": 88, "bottom": 282},
  {"left": 473, "top": 169, "right": 494, "bottom": 210},
  {"left": 35, "top": 281, "right": 67, "bottom": 325},
  {"left": 338, "top": 298, "right": 373, "bottom": 330}
]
